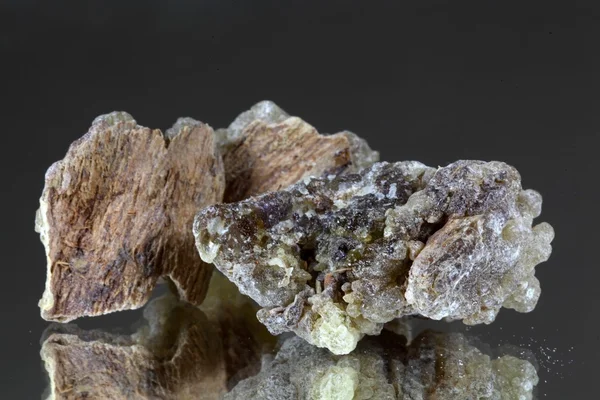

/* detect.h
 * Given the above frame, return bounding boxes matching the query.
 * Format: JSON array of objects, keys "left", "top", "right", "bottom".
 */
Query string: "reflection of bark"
[
  {"left": 41, "top": 274, "right": 273, "bottom": 400},
  {"left": 225, "top": 330, "right": 539, "bottom": 400}
]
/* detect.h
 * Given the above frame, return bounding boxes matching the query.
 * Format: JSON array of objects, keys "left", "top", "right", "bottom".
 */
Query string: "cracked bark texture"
[
  {"left": 216, "top": 101, "right": 379, "bottom": 202},
  {"left": 194, "top": 160, "right": 554, "bottom": 354},
  {"left": 36, "top": 112, "right": 224, "bottom": 322}
]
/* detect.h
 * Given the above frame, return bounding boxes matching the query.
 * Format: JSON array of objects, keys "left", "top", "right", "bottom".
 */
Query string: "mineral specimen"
[
  {"left": 216, "top": 101, "right": 379, "bottom": 202},
  {"left": 36, "top": 112, "right": 224, "bottom": 322},
  {"left": 194, "top": 160, "right": 554, "bottom": 354},
  {"left": 41, "top": 278, "right": 270, "bottom": 400},
  {"left": 224, "top": 331, "right": 539, "bottom": 400}
]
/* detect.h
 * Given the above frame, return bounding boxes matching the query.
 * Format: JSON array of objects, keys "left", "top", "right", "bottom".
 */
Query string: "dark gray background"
[{"left": 1, "top": 0, "right": 598, "bottom": 398}]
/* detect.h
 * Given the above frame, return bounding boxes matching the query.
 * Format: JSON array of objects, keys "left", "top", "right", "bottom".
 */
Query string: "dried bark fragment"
[
  {"left": 225, "top": 331, "right": 539, "bottom": 400},
  {"left": 216, "top": 101, "right": 379, "bottom": 202},
  {"left": 36, "top": 112, "right": 225, "bottom": 322},
  {"left": 215, "top": 100, "right": 290, "bottom": 149},
  {"left": 194, "top": 160, "right": 553, "bottom": 354},
  {"left": 41, "top": 280, "right": 271, "bottom": 400}
]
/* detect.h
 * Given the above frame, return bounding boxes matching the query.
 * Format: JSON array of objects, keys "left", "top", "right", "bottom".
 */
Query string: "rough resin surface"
[
  {"left": 36, "top": 112, "right": 224, "bottom": 322},
  {"left": 216, "top": 101, "right": 379, "bottom": 202},
  {"left": 225, "top": 331, "right": 539, "bottom": 400},
  {"left": 194, "top": 160, "right": 554, "bottom": 354}
]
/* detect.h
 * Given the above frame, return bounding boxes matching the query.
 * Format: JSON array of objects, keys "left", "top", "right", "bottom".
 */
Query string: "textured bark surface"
[
  {"left": 41, "top": 290, "right": 268, "bottom": 400},
  {"left": 217, "top": 101, "right": 379, "bottom": 202},
  {"left": 36, "top": 112, "right": 225, "bottom": 322},
  {"left": 222, "top": 117, "right": 352, "bottom": 202}
]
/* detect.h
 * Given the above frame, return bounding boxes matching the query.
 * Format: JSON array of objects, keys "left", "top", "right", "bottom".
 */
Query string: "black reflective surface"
[
  {"left": 2, "top": 1, "right": 598, "bottom": 398},
  {"left": 39, "top": 279, "right": 542, "bottom": 399}
]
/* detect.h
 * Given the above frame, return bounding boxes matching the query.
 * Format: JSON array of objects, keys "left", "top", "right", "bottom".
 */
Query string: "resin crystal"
[{"left": 194, "top": 160, "right": 553, "bottom": 354}]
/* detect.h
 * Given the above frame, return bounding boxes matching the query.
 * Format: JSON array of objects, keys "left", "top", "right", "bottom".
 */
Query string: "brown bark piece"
[
  {"left": 223, "top": 116, "right": 353, "bottom": 202},
  {"left": 36, "top": 112, "right": 225, "bottom": 322}
]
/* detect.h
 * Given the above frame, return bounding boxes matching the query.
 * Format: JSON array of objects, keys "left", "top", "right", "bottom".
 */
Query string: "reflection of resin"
[
  {"left": 225, "top": 330, "right": 538, "bottom": 400},
  {"left": 40, "top": 273, "right": 272, "bottom": 400}
]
